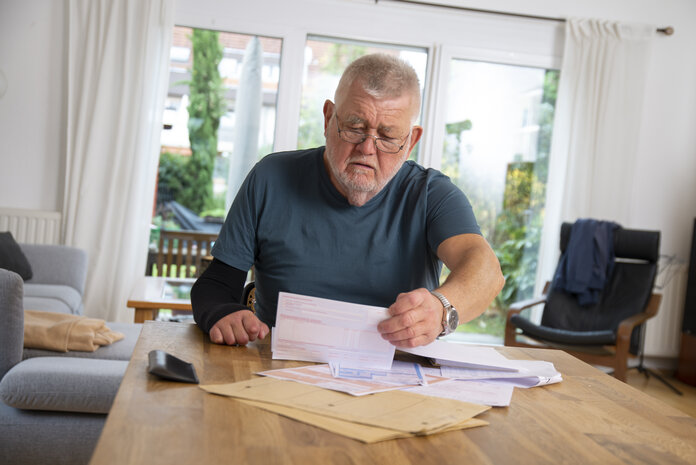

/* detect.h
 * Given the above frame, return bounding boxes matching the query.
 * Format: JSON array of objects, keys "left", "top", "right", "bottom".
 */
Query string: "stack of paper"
[
  {"left": 258, "top": 361, "right": 450, "bottom": 396},
  {"left": 400, "top": 340, "right": 562, "bottom": 406},
  {"left": 199, "top": 292, "right": 563, "bottom": 440},
  {"left": 269, "top": 293, "right": 562, "bottom": 407},
  {"left": 200, "top": 376, "right": 490, "bottom": 443}
]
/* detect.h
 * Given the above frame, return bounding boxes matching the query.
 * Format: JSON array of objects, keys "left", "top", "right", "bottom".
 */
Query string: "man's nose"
[{"left": 356, "top": 134, "right": 378, "bottom": 155}]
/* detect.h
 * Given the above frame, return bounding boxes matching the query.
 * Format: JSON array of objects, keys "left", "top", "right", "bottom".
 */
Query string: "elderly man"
[{"left": 191, "top": 53, "right": 504, "bottom": 348}]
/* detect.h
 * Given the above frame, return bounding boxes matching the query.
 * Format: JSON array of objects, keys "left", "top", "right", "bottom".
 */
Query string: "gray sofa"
[{"left": 0, "top": 244, "right": 142, "bottom": 465}]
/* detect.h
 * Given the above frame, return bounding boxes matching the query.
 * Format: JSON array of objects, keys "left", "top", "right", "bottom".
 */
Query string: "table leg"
[{"left": 134, "top": 308, "right": 159, "bottom": 323}]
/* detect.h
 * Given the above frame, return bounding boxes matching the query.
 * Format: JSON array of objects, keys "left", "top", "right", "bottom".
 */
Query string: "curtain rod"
[{"left": 375, "top": 0, "right": 674, "bottom": 35}]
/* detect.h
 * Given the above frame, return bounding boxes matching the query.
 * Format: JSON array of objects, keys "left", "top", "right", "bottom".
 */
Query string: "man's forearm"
[
  {"left": 190, "top": 258, "right": 249, "bottom": 333},
  {"left": 436, "top": 234, "right": 505, "bottom": 324}
]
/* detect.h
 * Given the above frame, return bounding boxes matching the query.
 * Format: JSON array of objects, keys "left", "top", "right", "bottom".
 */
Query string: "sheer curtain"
[
  {"left": 63, "top": 0, "right": 174, "bottom": 321},
  {"left": 536, "top": 18, "right": 656, "bottom": 293}
]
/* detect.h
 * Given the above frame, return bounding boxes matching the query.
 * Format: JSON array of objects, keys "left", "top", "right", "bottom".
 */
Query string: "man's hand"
[
  {"left": 377, "top": 288, "right": 443, "bottom": 348},
  {"left": 209, "top": 310, "right": 269, "bottom": 346}
]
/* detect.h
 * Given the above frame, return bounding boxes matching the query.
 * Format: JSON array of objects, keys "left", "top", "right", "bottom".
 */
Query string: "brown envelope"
[
  {"left": 200, "top": 376, "right": 490, "bottom": 434},
  {"left": 240, "top": 398, "right": 488, "bottom": 443}
]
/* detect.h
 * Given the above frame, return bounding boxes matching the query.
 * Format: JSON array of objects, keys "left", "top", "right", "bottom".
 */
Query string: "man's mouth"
[{"left": 349, "top": 160, "right": 375, "bottom": 171}]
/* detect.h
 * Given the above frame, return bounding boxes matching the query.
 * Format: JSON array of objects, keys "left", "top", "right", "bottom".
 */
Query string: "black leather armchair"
[{"left": 504, "top": 222, "right": 662, "bottom": 382}]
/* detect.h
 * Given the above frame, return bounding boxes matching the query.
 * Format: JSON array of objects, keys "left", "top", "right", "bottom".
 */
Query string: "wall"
[
  {"left": 0, "top": 0, "right": 66, "bottom": 211},
  {"left": 0, "top": 0, "right": 695, "bottom": 257}
]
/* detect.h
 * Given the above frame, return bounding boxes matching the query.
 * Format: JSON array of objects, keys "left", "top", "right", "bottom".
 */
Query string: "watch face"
[{"left": 447, "top": 309, "right": 459, "bottom": 330}]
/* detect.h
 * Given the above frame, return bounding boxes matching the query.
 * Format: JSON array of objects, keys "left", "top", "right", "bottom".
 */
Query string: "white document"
[
  {"left": 402, "top": 340, "right": 520, "bottom": 372},
  {"left": 272, "top": 292, "right": 395, "bottom": 369},
  {"left": 405, "top": 379, "right": 514, "bottom": 407},
  {"left": 478, "top": 374, "right": 563, "bottom": 388},
  {"left": 330, "top": 360, "right": 427, "bottom": 386},
  {"left": 440, "top": 359, "right": 562, "bottom": 388},
  {"left": 258, "top": 363, "right": 445, "bottom": 396}
]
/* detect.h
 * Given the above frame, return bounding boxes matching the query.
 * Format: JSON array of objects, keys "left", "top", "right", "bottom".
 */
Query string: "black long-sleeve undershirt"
[{"left": 190, "top": 258, "right": 249, "bottom": 333}]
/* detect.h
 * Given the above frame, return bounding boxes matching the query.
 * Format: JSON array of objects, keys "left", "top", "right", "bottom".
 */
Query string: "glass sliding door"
[
  {"left": 156, "top": 26, "right": 282, "bottom": 228},
  {"left": 440, "top": 58, "right": 559, "bottom": 339},
  {"left": 149, "top": 26, "right": 282, "bottom": 278}
]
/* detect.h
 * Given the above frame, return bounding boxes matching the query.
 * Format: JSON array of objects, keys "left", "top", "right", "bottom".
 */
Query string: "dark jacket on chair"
[{"left": 552, "top": 219, "right": 620, "bottom": 306}]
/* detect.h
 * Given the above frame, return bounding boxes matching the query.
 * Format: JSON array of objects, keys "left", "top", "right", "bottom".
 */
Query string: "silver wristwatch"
[{"left": 431, "top": 290, "right": 459, "bottom": 337}]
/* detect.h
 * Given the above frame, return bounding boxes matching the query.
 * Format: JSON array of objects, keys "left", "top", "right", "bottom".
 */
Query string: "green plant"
[
  {"left": 178, "top": 29, "right": 227, "bottom": 215},
  {"left": 157, "top": 152, "right": 187, "bottom": 202},
  {"left": 199, "top": 207, "right": 227, "bottom": 219}
]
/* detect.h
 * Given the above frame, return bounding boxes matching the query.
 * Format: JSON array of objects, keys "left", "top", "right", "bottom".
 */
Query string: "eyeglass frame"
[{"left": 334, "top": 114, "right": 411, "bottom": 154}]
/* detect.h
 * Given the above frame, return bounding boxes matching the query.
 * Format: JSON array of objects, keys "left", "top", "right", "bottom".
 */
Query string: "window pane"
[
  {"left": 157, "top": 26, "right": 282, "bottom": 227},
  {"left": 149, "top": 26, "right": 281, "bottom": 276},
  {"left": 298, "top": 36, "right": 428, "bottom": 161},
  {"left": 441, "top": 59, "right": 559, "bottom": 338}
]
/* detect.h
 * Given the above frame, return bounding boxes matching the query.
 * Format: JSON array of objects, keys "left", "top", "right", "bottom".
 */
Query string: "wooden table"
[
  {"left": 90, "top": 321, "right": 696, "bottom": 465},
  {"left": 126, "top": 277, "right": 195, "bottom": 323}
]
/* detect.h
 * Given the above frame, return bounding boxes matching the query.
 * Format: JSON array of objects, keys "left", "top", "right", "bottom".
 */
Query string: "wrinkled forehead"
[{"left": 335, "top": 78, "right": 420, "bottom": 124}]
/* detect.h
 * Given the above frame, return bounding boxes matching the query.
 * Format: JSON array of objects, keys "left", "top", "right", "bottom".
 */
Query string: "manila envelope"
[
  {"left": 239, "top": 399, "right": 489, "bottom": 443},
  {"left": 200, "top": 376, "right": 490, "bottom": 435}
]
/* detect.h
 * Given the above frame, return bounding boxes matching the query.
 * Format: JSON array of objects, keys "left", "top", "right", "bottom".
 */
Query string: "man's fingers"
[
  {"left": 217, "top": 324, "right": 237, "bottom": 345},
  {"left": 232, "top": 322, "right": 250, "bottom": 345},
  {"left": 380, "top": 319, "right": 435, "bottom": 345},
  {"left": 378, "top": 288, "right": 445, "bottom": 347},
  {"left": 378, "top": 307, "right": 421, "bottom": 334},
  {"left": 252, "top": 321, "right": 270, "bottom": 340},
  {"left": 209, "top": 311, "right": 270, "bottom": 346},
  {"left": 209, "top": 326, "right": 224, "bottom": 344},
  {"left": 241, "top": 313, "right": 261, "bottom": 341},
  {"left": 388, "top": 291, "right": 422, "bottom": 316},
  {"left": 259, "top": 323, "right": 270, "bottom": 339},
  {"left": 390, "top": 333, "right": 432, "bottom": 349}
]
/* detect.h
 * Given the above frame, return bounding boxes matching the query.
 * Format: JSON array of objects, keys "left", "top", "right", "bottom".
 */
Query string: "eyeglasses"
[{"left": 335, "top": 116, "right": 409, "bottom": 154}]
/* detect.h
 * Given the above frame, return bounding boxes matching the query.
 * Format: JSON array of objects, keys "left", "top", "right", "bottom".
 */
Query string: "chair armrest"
[
  {"left": 19, "top": 244, "right": 88, "bottom": 295},
  {"left": 508, "top": 295, "right": 548, "bottom": 314},
  {"left": 508, "top": 281, "right": 550, "bottom": 314},
  {"left": 615, "top": 293, "right": 662, "bottom": 346},
  {"left": 504, "top": 283, "right": 550, "bottom": 346}
]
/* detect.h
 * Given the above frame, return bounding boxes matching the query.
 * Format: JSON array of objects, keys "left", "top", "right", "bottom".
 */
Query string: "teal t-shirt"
[{"left": 211, "top": 147, "right": 481, "bottom": 326}]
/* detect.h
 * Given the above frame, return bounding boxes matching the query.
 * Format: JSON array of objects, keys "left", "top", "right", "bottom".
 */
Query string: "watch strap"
[{"left": 430, "top": 290, "right": 451, "bottom": 336}]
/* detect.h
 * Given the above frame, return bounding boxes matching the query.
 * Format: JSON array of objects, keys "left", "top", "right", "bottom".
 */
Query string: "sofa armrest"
[
  {"left": 0, "top": 357, "right": 127, "bottom": 414},
  {"left": 0, "top": 269, "right": 24, "bottom": 379},
  {"left": 19, "top": 244, "right": 88, "bottom": 296}
]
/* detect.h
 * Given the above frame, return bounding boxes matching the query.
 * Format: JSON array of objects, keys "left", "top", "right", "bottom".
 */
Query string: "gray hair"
[{"left": 335, "top": 53, "right": 421, "bottom": 122}]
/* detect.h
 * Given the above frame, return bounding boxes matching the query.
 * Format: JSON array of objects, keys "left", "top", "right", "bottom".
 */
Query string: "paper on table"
[
  {"left": 272, "top": 292, "right": 395, "bottom": 369},
  {"left": 238, "top": 399, "right": 489, "bottom": 443},
  {"left": 258, "top": 362, "right": 447, "bottom": 396},
  {"left": 406, "top": 379, "right": 515, "bottom": 407},
  {"left": 478, "top": 374, "right": 563, "bottom": 388},
  {"left": 440, "top": 360, "right": 562, "bottom": 387},
  {"left": 330, "top": 360, "right": 426, "bottom": 386},
  {"left": 402, "top": 340, "right": 521, "bottom": 372},
  {"left": 200, "top": 376, "right": 490, "bottom": 434}
]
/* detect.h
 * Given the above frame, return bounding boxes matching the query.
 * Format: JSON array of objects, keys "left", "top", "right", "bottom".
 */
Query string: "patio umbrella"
[{"left": 226, "top": 36, "right": 263, "bottom": 209}]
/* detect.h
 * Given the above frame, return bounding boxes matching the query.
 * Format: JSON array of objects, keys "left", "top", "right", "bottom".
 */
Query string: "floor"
[{"left": 624, "top": 368, "right": 696, "bottom": 418}]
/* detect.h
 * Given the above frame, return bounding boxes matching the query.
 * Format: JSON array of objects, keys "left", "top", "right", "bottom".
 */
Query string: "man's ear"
[
  {"left": 406, "top": 125, "right": 424, "bottom": 156},
  {"left": 323, "top": 100, "right": 334, "bottom": 138}
]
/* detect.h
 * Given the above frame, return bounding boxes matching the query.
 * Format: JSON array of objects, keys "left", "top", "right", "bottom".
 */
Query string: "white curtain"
[
  {"left": 536, "top": 18, "right": 656, "bottom": 292},
  {"left": 64, "top": 0, "right": 174, "bottom": 322}
]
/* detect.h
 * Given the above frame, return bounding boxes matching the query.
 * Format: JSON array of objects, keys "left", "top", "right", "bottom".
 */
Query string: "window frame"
[{"left": 173, "top": 0, "right": 563, "bottom": 165}]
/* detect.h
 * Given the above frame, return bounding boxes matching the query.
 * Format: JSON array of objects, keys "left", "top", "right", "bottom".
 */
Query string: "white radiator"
[
  {"left": 644, "top": 264, "right": 688, "bottom": 358},
  {"left": 0, "top": 207, "right": 62, "bottom": 245}
]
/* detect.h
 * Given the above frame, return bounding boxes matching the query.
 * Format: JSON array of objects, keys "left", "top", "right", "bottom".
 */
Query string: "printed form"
[{"left": 272, "top": 292, "right": 395, "bottom": 369}]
